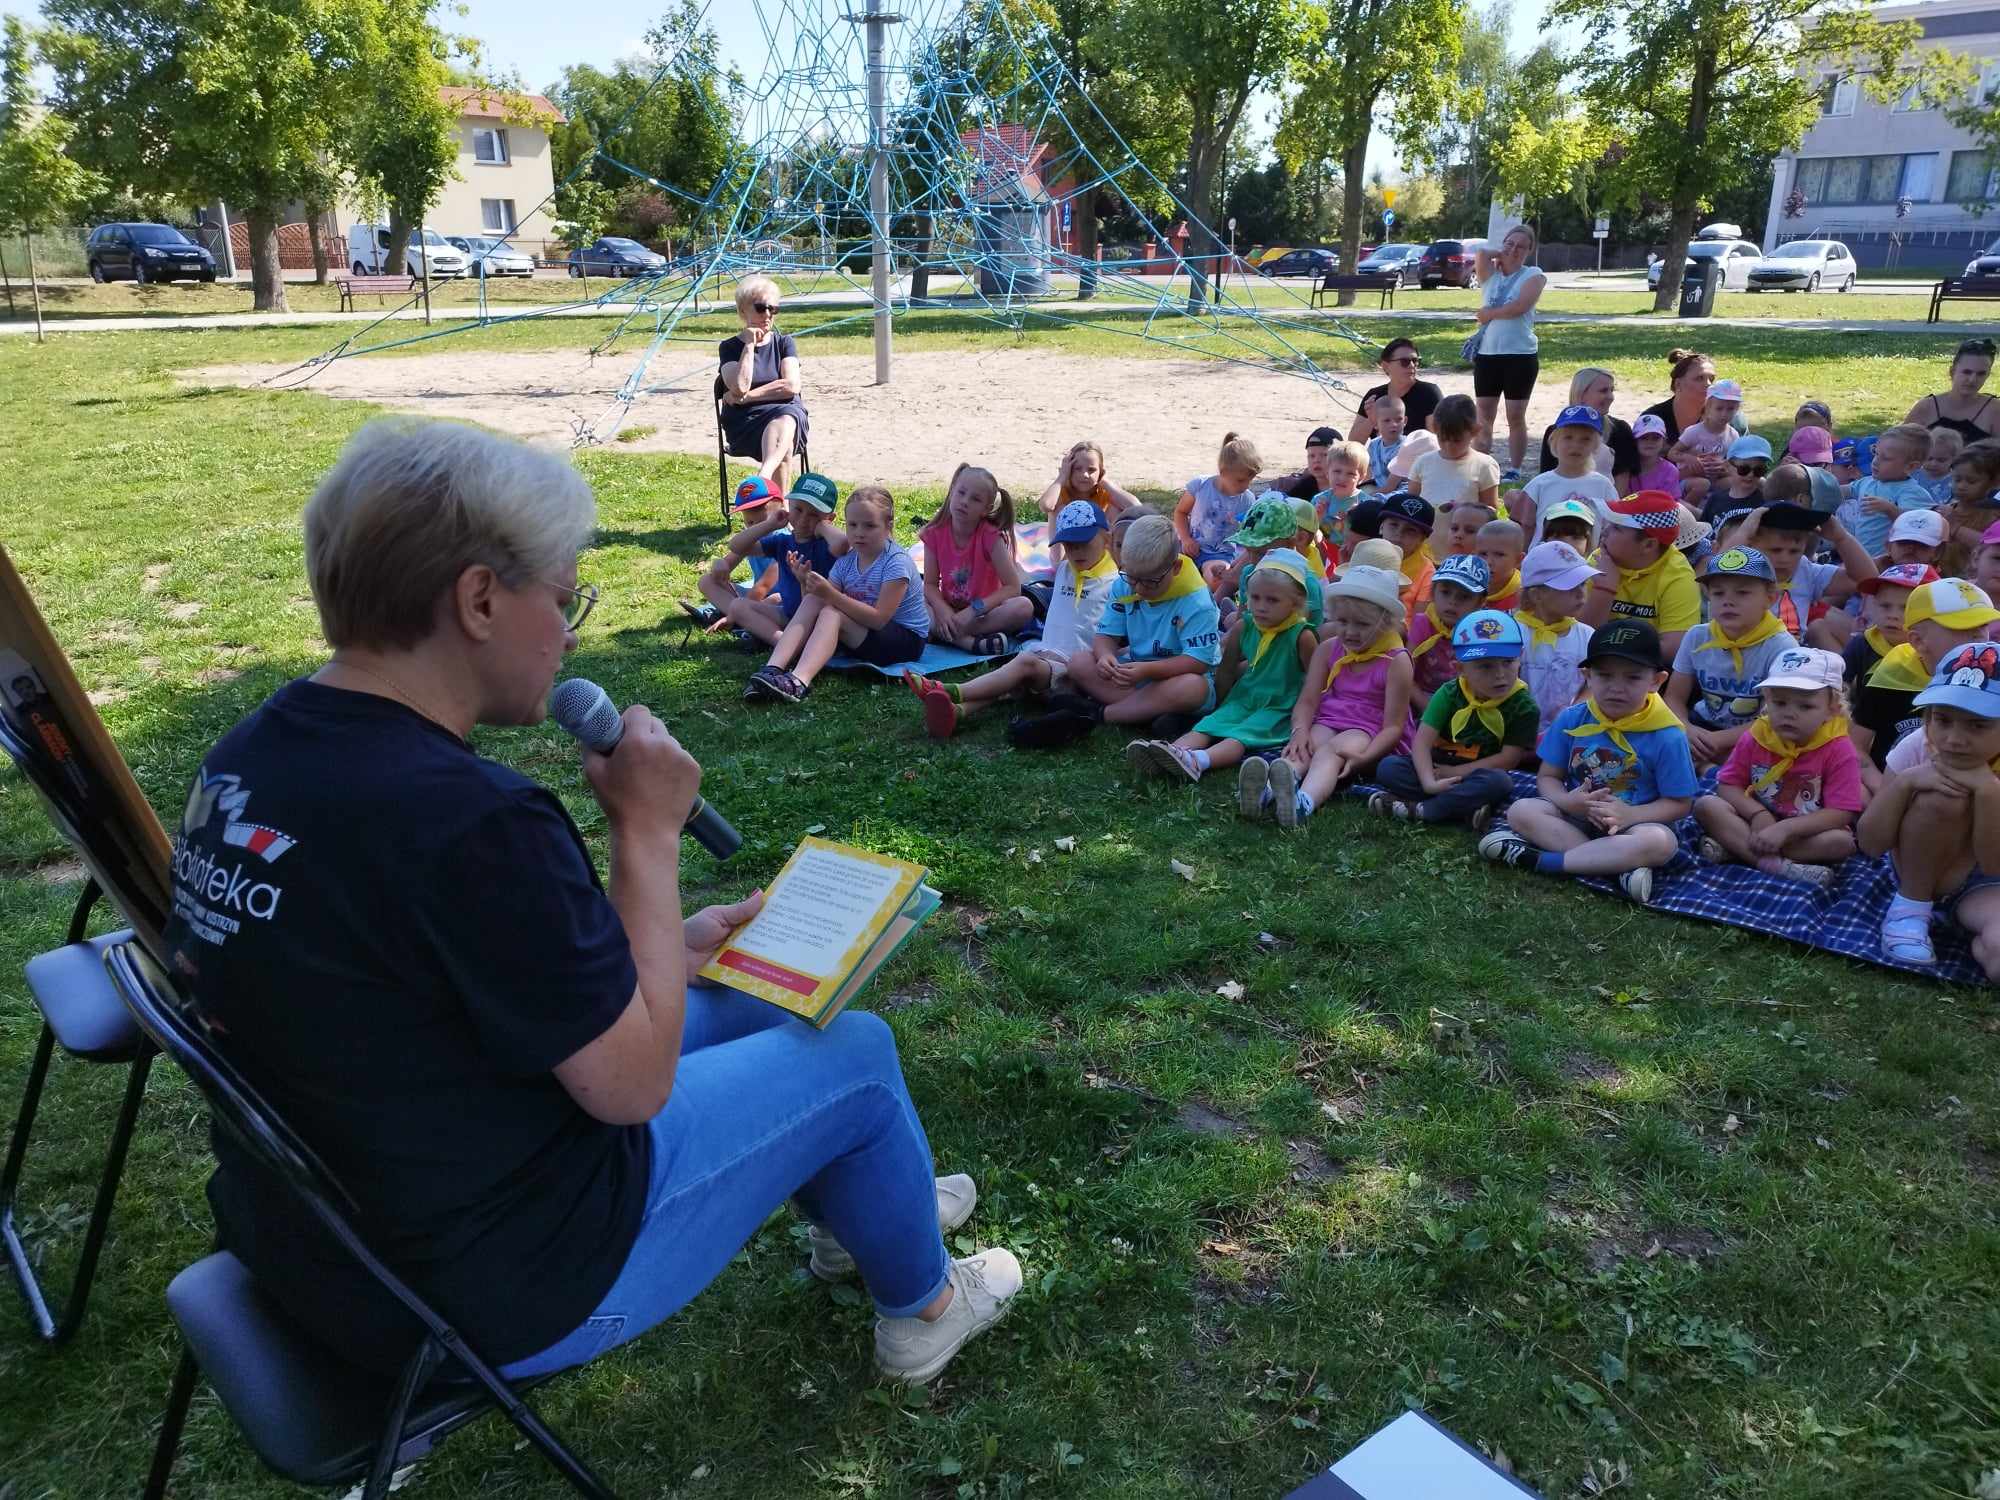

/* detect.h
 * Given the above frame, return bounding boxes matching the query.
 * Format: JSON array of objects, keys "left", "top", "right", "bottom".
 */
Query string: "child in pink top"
[
  {"left": 1631, "top": 413, "right": 1683, "bottom": 501},
  {"left": 919, "top": 463, "right": 1034, "bottom": 652},
  {"left": 1695, "top": 645, "right": 1864, "bottom": 887}
]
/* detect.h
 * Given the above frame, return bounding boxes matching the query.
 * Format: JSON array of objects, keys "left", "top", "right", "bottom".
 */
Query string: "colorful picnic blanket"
[{"left": 826, "top": 638, "right": 1018, "bottom": 678}]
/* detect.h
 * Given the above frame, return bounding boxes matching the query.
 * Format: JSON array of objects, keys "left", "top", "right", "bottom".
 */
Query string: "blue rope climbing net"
[{"left": 276, "top": 0, "right": 1376, "bottom": 445}]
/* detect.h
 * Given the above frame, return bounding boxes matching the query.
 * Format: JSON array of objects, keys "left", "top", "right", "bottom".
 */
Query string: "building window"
[
  {"left": 481, "top": 198, "right": 517, "bottom": 233},
  {"left": 1948, "top": 149, "right": 1999, "bottom": 206},
  {"left": 1819, "top": 75, "right": 1857, "bottom": 116},
  {"left": 1793, "top": 153, "right": 1939, "bottom": 206},
  {"left": 1979, "top": 60, "right": 2000, "bottom": 105},
  {"left": 1894, "top": 80, "right": 1930, "bottom": 113},
  {"left": 472, "top": 127, "right": 509, "bottom": 164}
]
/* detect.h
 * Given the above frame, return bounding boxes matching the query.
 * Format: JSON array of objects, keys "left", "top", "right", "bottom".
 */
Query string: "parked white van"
[{"left": 346, "top": 224, "right": 469, "bottom": 279}]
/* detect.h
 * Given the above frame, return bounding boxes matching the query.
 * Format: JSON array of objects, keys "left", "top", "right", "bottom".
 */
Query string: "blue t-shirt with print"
[
  {"left": 1670, "top": 623, "right": 1798, "bottom": 729},
  {"left": 1538, "top": 699, "right": 1700, "bottom": 806},
  {"left": 827, "top": 540, "right": 931, "bottom": 636},
  {"left": 760, "top": 530, "right": 837, "bottom": 617},
  {"left": 1098, "top": 579, "right": 1223, "bottom": 668}
]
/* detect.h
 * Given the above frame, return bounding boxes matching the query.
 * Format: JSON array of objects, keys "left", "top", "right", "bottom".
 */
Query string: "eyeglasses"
[
  {"left": 1126, "top": 565, "right": 1173, "bottom": 589},
  {"left": 1732, "top": 463, "right": 1768, "bottom": 476},
  {"left": 753, "top": 301, "right": 780, "bottom": 315},
  {"left": 1387, "top": 355, "right": 1421, "bottom": 367},
  {"left": 553, "top": 580, "right": 599, "bottom": 631}
]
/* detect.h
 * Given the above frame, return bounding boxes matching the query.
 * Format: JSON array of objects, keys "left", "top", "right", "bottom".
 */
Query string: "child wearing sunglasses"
[{"left": 1700, "top": 434, "right": 1771, "bottom": 523}]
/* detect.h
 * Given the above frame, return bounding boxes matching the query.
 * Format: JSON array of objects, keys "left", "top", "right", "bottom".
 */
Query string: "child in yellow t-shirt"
[{"left": 1582, "top": 490, "right": 1701, "bottom": 660}]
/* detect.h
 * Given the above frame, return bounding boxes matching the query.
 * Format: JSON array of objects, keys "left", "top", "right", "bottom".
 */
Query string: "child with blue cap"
[
  {"left": 1700, "top": 434, "right": 1772, "bottom": 523},
  {"left": 1665, "top": 545, "right": 1796, "bottom": 768},
  {"left": 1369, "top": 608, "right": 1539, "bottom": 828},
  {"left": 1519, "top": 404, "right": 1619, "bottom": 546},
  {"left": 1408, "top": 553, "right": 1491, "bottom": 710},
  {"left": 1859, "top": 641, "right": 2000, "bottom": 971},
  {"left": 911, "top": 500, "right": 1119, "bottom": 739}
]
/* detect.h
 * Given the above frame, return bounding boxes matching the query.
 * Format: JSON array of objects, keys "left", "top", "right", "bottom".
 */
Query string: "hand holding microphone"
[{"left": 550, "top": 678, "right": 742, "bottom": 859}]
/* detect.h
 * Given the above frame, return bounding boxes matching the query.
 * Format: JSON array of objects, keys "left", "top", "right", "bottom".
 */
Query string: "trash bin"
[{"left": 1679, "top": 257, "right": 1721, "bottom": 318}]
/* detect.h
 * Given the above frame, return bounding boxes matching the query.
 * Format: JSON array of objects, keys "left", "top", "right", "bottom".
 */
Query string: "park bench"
[
  {"left": 1311, "top": 271, "right": 1400, "bottom": 310},
  {"left": 1929, "top": 275, "right": 2000, "bottom": 324},
  {"left": 334, "top": 273, "right": 423, "bottom": 313}
]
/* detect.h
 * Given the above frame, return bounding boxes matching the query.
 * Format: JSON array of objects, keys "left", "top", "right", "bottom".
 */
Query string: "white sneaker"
[
  {"left": 874, "top": 1248, "right": 1023, "bottom": 1383},
  {"left": 1781, "top": 859, "right": 1834, "bottom": 890},
  {"left": 1619, "top": 868, "right": 1654, "bottom": 905},
  {"left": 808, "top": 1174, "right": 977, "bottom": 1282},
  {"left": 1237, "top": 756, "right": 1269, "bottom": 819}
]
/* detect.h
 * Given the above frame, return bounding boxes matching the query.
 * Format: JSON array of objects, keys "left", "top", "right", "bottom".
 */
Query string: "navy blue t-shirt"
[
  {"left": 163, "top": 679, "right": 642, "bottom": 1371},
  {"left": 760, "top": 528, "right": 836, "bottom": 616}
]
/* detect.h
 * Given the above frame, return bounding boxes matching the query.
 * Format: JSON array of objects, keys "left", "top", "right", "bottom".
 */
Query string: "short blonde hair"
[
  {"left": 1121, "top": 514, "right": 1180, "bottom": 575},
  {"left": 734, "top": 274, "right": 780, "bottom": 315},
  {"left": 304, "top": 419, "right": 596, "bottom": 650},
  {"left": 1878, "top": 422, "right": 1933, "bottom": 463},
  {"left": 1327, "top": 439, "right": 1369, "bottom": 474}
]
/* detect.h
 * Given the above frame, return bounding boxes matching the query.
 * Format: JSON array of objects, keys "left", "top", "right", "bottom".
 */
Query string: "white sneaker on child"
[
  {"left": 809, "top": 1174, "right": 978, "bottom": 1282},
  {"left": 874, "top": 1248, "right": 1023, "bottom": 1382},
  {"left": 1618, "top": 868, "right": 1654, "bottom": 905},
  {"left": 1237, "top": 756, "right": 1269, "bottom": 819},
  {"left": 1268, "top": 758, "right": 1300, "bottom": 829}
]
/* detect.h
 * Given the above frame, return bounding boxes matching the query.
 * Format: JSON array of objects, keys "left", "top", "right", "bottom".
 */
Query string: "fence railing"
[{"left": 0, "top": 229, "right": 89, "bottom": 279}]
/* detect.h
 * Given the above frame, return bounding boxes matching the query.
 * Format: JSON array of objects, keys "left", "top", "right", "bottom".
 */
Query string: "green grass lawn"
[{"left": 2, "top": 320, "right": 1999, "bottom": 1498}]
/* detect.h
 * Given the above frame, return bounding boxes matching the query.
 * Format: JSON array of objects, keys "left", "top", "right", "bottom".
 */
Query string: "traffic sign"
[
  {"left": 1062, "top": 199, "right": 1072, "bottom": 232},
  {"left": 1382, "top": 187, "right": 1398, "bottom": 208},
  {"left": 1592, "top": 215, "right": 1609, "bottom": 239},
  {"left": 1382, "top": 210, "right": 1396, "bottom": 227}
]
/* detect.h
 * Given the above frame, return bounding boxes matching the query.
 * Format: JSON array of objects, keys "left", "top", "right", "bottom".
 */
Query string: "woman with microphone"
[{"left": 162, "top": 418, "right": 1018, "bottom": 1390}]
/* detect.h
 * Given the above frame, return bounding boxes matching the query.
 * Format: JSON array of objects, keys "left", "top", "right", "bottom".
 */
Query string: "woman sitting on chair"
[
  {"left": 161, "top": 419, "right": 1019, "bottom": 1387},
  {"left": 718, "top": 274, "right": 808, "bottom": 496}
]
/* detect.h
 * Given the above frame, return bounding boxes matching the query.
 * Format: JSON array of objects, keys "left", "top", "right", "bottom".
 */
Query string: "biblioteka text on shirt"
[{"left": 171, "top": 839, "right": 283, "bottom": 943}]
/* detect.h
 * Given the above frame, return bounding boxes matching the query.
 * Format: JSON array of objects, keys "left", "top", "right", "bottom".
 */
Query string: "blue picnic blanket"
[
  {"left": 826, "top": 638, "right": 1018, "bottom": 678},
  {"left": 1346, "top": 769, "right": 1987, "bottom": 986}
]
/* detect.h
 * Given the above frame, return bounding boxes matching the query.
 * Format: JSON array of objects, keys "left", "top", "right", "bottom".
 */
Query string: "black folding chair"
[
  {"left": 713, "top": 375, "right": 809, "bottom": 522},
  {"left": 103, "top": 941, "right": 619, "bottom": 1500},
  {"left": 0, "top": 708, "right": 157, "bottom": 1344}
]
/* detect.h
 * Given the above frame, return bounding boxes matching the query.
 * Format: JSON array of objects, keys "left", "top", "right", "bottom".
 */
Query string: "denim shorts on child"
[
  {"left": 1196, "top": 545, "right": 1238, "bottom": 572},
  {"left": 1893, "top": 853, "right": 2000, "bottom": 918}
]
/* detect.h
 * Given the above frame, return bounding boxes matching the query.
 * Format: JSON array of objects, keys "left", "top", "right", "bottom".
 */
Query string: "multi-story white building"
[{"left": 1762, "top": 0, "right": 2000, "bottom": 270}]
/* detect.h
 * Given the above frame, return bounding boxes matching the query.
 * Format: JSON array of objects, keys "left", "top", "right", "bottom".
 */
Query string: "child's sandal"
[{"left": 972, "top": 633, "right": 1009, "bottom": 656}]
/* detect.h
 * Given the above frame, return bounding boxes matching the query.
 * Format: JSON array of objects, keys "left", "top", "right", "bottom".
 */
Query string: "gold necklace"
[{"left": 328, "top": 657, "right": 456, "bottom": 735}]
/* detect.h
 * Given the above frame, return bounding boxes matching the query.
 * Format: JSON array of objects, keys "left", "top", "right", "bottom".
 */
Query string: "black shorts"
[
  {"left": 1473, "top": 352, "right": 1540, "bottom": 402},
  {"left": 845, "top": 621, "right": 925, "bottom": 667}
]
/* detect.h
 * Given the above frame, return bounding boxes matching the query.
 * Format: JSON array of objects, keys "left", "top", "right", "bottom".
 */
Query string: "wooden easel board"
[{"left": 0, "top": 543, "right": 173, "bottom": 956}]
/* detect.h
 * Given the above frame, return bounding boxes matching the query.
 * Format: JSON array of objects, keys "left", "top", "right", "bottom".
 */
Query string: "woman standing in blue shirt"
[{"left": 1471, "top": 225, "right": 1549, "bottom": 485}]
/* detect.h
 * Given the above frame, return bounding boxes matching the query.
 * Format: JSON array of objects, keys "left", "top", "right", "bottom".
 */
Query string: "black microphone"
[{"left": 549, "top": 678, "right": 742, "bottom": 860}]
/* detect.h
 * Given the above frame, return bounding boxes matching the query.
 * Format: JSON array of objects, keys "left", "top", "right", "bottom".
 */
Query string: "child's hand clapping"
[{"left": 789, "top": 552, "right": 831, "bottom": 599}]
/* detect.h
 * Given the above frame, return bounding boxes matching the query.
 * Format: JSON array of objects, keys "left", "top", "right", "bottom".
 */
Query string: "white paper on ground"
[{"left": 1328, "top": 1411, "right": 1540, "bottom": 1499}]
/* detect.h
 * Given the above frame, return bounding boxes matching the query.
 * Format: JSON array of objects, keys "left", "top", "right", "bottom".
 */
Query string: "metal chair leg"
[
  {"left": 143, "top": 1343, "right": 201, "bottom": 1500},
  {"left": 364, "top": 1336, "right": 444, "bottom": 1500},
  {"left": 0, "top": 1020, "right": 60, "bottom": 1336}
]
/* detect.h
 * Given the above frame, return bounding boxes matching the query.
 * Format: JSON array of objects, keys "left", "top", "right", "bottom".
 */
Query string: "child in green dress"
[{"left": 1125, "top": 550, "right": 1318, "bottom": 782}]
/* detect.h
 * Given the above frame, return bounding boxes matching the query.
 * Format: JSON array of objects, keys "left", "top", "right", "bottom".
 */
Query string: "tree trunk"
[
  {"left": 1075, "top": 194, "right": 1101, "bottom": 301},
  {"left": 1183, "top": 118, "right": 1224, "bottom": 312},
  {"left": 245, "top": 206, "right": 288, "bottom": 313},
  {"left": 1338, "top": 131, "right": 1369, "bottom": 308},
  {"left": 384, "top": 203, "right": 413, "bottom": 277},
  {"left": 909, "top": 212, "right": 933, "bottom": 301},
  {"left": 1655, "top": 41, "right": 1717, "bottom": 313},
  {"left": 0, "top": 242, "right": 15, "bottom": 320},
  {"left": 305, "top": 200, "right": 329, "bottom": 285},
  {"left": 27, "top": 232, "right": 44, "bottom": 344}
]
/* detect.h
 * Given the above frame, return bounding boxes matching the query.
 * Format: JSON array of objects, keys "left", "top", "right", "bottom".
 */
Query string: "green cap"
[
  {"left": 1230, "top": 495, "right": 1297, "bottom": 548},
  {"left": 788, "top": 473, "right": 838, "bottom": 513}
]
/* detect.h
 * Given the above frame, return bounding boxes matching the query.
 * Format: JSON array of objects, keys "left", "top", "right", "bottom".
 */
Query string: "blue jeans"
[
  {"left": 1375, "top": 755, "right": 1513, "bottom": 824},
  {"left": 500, "top": 986, "right": 950, "bottom": 1379}
]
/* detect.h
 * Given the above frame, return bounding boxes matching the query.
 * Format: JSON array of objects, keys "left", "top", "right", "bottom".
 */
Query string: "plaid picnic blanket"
[{"left": 1345, "top": 768, "right": 1988, "bottom": 986}]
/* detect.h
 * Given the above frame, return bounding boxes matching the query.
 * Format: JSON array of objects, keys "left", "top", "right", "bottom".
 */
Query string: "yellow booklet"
[{"left": 698, "top": 837, "right": 941, "bottom": 1027}]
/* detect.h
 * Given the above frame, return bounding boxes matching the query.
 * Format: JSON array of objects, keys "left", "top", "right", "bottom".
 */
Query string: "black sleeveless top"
[{"left": 1924, "top": 393, "right": 1994, "bottom": 443}]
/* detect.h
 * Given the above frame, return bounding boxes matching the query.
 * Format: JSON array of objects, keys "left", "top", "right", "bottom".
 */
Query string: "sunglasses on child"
[
  {"left": 1732, "top": 462, "right": 1768, "bottom": 476},
  {"left": 752, "top": 301, "right": 780, "bottom": 314}
]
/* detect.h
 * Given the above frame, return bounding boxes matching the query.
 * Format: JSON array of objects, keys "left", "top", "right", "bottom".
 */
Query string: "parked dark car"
[
  {"left": 87, "top": 223, "right": 216, "bottom": 284},
  {"left": 1416, "top": 239, "right": 1479, "bottom": 289},
  {"left": 1357, "top": 242, "right": 1425, "bottom": 281},
  {"left": 1964, "top": 237, "right": 2000, "bottom": 277},
  {"left": 1260, "top": 247, "right": 1339, "bottom": 278},
  {"left": 567, "top": 237, "right": 667, "bottom": 278}
]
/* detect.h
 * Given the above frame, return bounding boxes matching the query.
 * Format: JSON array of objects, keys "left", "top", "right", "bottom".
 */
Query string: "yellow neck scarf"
[
  {"left": 1565, "top": 691, "right": 1680, "bottom": 757},
  {"left": 1449, "top": 678, "right": 1515, "bottom": 743},
  {"left": 1069, "top": 550, "right": 1118, "bottom": 602},
  {"left": 1326, "top": 629, "right": 1401, "bottom": 689},
  {"left": 1747, "top": 715, "right": 1850, "bottom": 793},
  {"left": 1411, "top": 606, "right": 1454, "bottom": 659},
  {"left": 1247, "top": 613, "right": 1306, "bottom": 669},
  {"left": 1868, "top": 642, "right": 1932, "bottom": 694},
  {"left": 1694, "top": 611, "right": 1786, "bottom": 676},
  {"left": 1863, "top": 625, "right": 1902, "bottom": 660},
  {"left": 1489, "top": 568, "right": 1522, "bottom": 602},
  {"left": 1513, "top": 608, "right": 1574, "bottom": 649}
]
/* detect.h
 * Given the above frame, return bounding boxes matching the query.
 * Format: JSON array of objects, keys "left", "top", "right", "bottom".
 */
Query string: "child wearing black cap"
[
  {"left": 1479, "top": 619, "right": 1699, "bottom": 905},
  {"left": 1376, "top": 491, "right": 1437, "bottom": 618},
  {"left": 1265, "top": 426, "right": 1345, "bottom": 500}
]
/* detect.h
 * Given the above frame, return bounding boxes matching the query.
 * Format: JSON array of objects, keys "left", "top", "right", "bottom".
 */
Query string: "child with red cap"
[
  {"left": 1581, "top": 490, "right": 1702, "bottom": 660},
  {"left": 1843, "top": 563, "right": 1941, "bottom": 692}
]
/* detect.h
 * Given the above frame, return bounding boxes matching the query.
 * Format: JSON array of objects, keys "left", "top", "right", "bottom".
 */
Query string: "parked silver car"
[
  {"left": 1748, "top": 239, "right": 1858, "bottom": 292},
  {"left": 1646, "top": 237, "right": 1760, "bottom": 292},
  {"left": 446, "top": 236, "right": 536, "bottom": 277}
]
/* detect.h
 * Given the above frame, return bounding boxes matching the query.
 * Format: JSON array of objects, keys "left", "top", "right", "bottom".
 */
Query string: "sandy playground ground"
[{"left": 195, "top": 348, "right": 1678, "bottom": 495}]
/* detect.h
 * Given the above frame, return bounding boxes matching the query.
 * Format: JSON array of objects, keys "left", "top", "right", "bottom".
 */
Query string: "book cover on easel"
[{"left": 698, "top": 836, "right": 940, "bottom": 1026}]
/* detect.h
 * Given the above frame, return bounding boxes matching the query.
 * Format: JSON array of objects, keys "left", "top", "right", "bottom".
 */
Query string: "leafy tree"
[
  {"left": 1413, "top": 0, "right": 1513, "bottom": 229},
  {"left": 1277, "top": 0, "right": 1466, "bottom": 304},
  {"left": 1551, "top": 0, "right": 1944, "bottom": 310},
  {"left": 554, "top": 178, "right": 614, "bottom": 252},
  {"left": 0, "top": 17, "right": 102, "bottom": 336},
  {"left": 41, "top": 0, "right": 363, "bottom": 312},
  {"left": 1488, "top": 54, "right": 1608, "bottom": 215},
  {"left": 351, "top": 4, "right": 464, "bottom": 276},
  {"left": 1115, "top": 0, "right": 1313, "bottom": 306}
]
